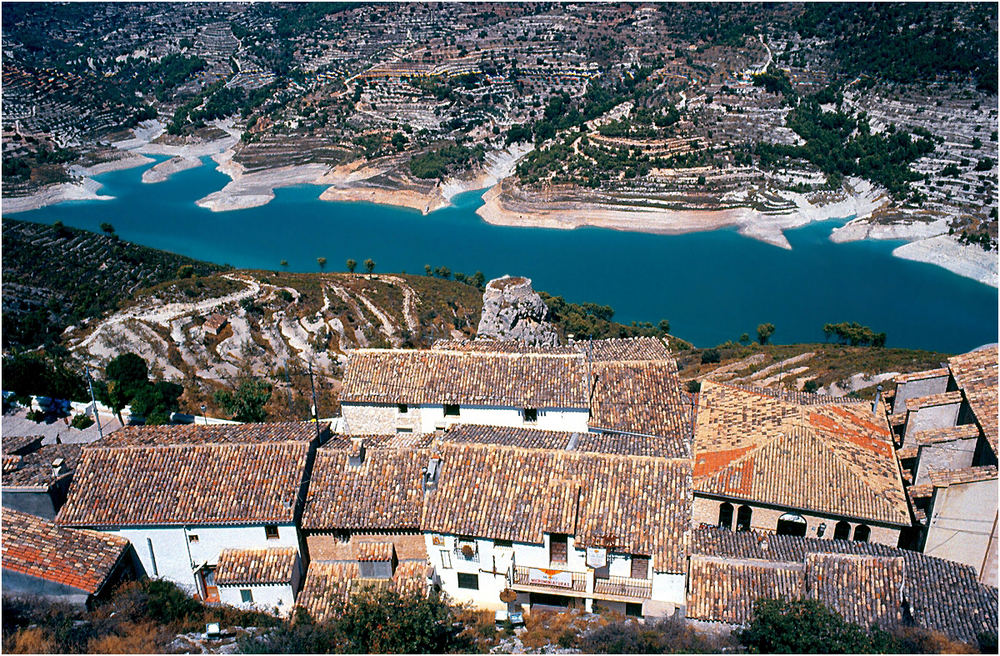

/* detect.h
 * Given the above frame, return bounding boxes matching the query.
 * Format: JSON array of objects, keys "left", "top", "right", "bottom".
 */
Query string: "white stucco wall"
[
  {"left": 925, "top": 478, "right": 998, "bottom": 585},
  {"left": 418, "top": 404, "right": 590, "bottom": 434},
  {"left": 219, "top": 583, "right": 297, "bottom": 616},
  {"left": 110, "top": 524, "right": 300, "bottom": 593}
]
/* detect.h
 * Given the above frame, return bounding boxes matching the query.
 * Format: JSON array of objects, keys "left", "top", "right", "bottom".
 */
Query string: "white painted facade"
[
  {"left": 424, "top": 532, "right": 685, "bottom": 617},
  {"left": 924, "top": 477, "right": 999, "bottom": 587},
  {"left": 343, "top": 401, "right": 589, "bottom": 435},
  {"left": 218, "top": 565, "right": 302, "bottom": 618},
  {"left": 109, "top": 523, "right": 300, "bottom": 594}
]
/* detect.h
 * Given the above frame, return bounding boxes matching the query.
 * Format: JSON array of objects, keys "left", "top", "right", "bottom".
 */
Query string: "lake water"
[{"left": 8, "top": 156, "right": 998, "bottom": 353}]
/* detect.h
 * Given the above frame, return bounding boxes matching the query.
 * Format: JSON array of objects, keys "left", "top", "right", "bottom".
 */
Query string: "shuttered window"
[
  {"left": 549, "top": 534, "right": 568, "bottom": 564},
  {"left": 630, "top": 556, "right": 649, "bottom": 579}
]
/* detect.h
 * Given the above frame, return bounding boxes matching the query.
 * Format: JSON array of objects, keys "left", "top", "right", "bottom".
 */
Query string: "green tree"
[
  {"left": 176, "top": 264, "right": 195, "bottom": 279},
  {"left": 130, "top": 381, "right": 183, "bottom": 425},
  {"left": 214, "top": 378, "right": 272, "bottom": 423},
  {"left": 737, "top": 598, "right": 900, "bottom": 653},
  {"left": 346, "top": 259, "right": 357, "bottom": 273},
  {"left": 99, "top": 222, "right": 115, "bottom": 236},
  {"left": 658, "top": 319, "right": 671, "bottom": 334},
  {"left": 739, "top": 332, "right": 751, "bottom": 345},
  {"left": 280, "top": 259, "right": 288, "bottom": 271},
  {"left": 364, "top": 258, "right": 375, "bottom": 274},
  {"left": 317, "top": 257, "right": 327, "bottom": 271},
  {"left": 757, "top": 323, "right": 775, "bottom": 345},
  {"left": 100, "top": 353, "right": 151, "bottom": 423}
]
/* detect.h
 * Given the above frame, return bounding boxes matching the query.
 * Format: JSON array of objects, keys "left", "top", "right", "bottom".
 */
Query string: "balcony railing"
[
  {"left": 511, "top": 565, "right": 587, "bottom": 593},
  {"left": 454, "top": 545, "right": 480, "bottom": 563},
  {"left": 593, "top": 575, "right": 652, "bottom": 601}
]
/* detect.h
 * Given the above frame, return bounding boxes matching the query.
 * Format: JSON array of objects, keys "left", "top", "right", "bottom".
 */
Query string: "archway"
[
  {"left": 853, "top": 524, "right": 871, "bottom": 542},
  {"left": 736, "top": 505, "right": 753, "bottom": 532},
  {"left": 833, "top": 521, "right": 852, "bottom": 540},
  {"left": 718, "top": 502, "right": 734, "bottom": 530},
  {"left": 776, "top": 512, "right": 807, "bottom": 537}
]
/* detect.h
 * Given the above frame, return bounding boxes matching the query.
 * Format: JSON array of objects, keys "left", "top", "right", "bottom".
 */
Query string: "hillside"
[{"left": 2, "top": 219, "right": 225, "bottom": 349}]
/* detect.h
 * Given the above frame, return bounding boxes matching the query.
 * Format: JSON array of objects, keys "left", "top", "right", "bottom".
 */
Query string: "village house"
[
  {"left": 339, "top": 346, "right": 592, "bottom": 435},
  {"left": 2, "top": 439, "right": 82, "bottom": 520},
  {"left": 215, "top": 547, "right": 303, "bottom": 616},
  {"left": 692, "top": 382, "right": 911, "bottom": 547},
  {"left": 55, "top": 422, "right": 328, "bottom": 604},
  {"left": 685, "top": 528, "right": 998, "bottom": 647},
  {"left": 297, "top": 433, "right": 433, "bottom": 619},
  {"left": 2, "top": 507, "right": 139, "bottom": 608},
  {"left": 890, "top": 347, "right": 998, "bottom": 586},
  {"left": 421, "top": 439, "right": 692, "bottom": 618},
  {"left": 202, "top": 313, "right": 228, "bottom": 337}
]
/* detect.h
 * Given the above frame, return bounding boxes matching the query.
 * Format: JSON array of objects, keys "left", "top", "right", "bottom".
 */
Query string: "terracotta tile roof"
[
  {"left": 355, "top": 541, "right": 394, "bottom": 561},
  {"left": 57, "top": 426, "right": 313, "bottom": 527},
  {"left": 914, "top": 424, "right": 981, "bottom": 445},
  {"left": 687, "top": 555, "right": 803, "bottom": 623},
  {"left": 297, "top": 560, "right": 427, "bottom": 623},
  {"left": 340, "top": 349, "right": 590, "bottom": 408},
  {"left": 693, "top": 382, "right": 909, "bottom": 525},
  {"left": 908, "top": 484, "right": 934, "bottom": 500},
  {"left": 2, "top": 507, "right": 130, "bottom": 595},
  {"left": 89, "top": 421, "right": 326, "bottom": 448},
  {"left": 431, "top": 340, "right": 580, "bottom": 355},
  {"left": 302, "top": 441, "right": 429, "bottom": 531},
  {"left": 422, "top": 442, "right": 691, "bottom": 572},
  {"left": 905, "top": 391, "right": 964, "bottom": 411},
  {"left": 204, "top": 313, "right": 228, "bottom": 332},
  {"left": 948, "top": 348, "right": 998, "bottom": 456},
  {"left": 896, "top": 368, "right": 949, "bottom": 383},
  {"left": 216, "top": 547, "right": 299, "bottom": 585},
  {"left": 3, "top": 435, "right": 44, "bottom": 455},
  {"left": 689, "top": 528, "right": 998, "bottom": 644},
  {"left": 589, "top": 360, "right": 691, "bottom": 454},
  {"left": 575, "top": 431, "right": 689, "bottom": 458},
  {"left": 579, "top": 337, "right": 671, "bottom": 362},
  {"left": 2, "top": 444, "right": 81, "bottom": 488},
  {"left": 442, "top": 424, "right": 573, "bottom": 450},
  {"left": 805, "top": 553, "right": 904, "bottom": 627},
  {"left": 897, "top": 446, "right": 919, "bottom": 460},
  {"left": 928, "top": 465, "right": 998, "bottom": 488}
]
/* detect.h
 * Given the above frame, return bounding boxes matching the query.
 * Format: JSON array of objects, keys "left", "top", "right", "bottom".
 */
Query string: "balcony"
[
  {"left": 592, "top": 575, "right": 652, "bottom": 601},
  {"left": 454, "top": 544, "right": 480, "bottom": 564},
  {"left": 511, "top": 565, "right": 587, "bottom": 594}
]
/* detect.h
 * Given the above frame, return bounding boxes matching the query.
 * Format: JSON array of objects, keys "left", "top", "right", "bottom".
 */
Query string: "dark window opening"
[
  {"left": 495, "top": 539, "right": 513, "bottom": 548},
  {"left": 396, "top": 427, "right": 413, "bottom": 434},
  {"left": 523, "top": 408, "right": 538, "bottom": 422},
  {"left": 444, "top": 404, "right": 460, "bottom": 417},
  {"left": 398, "top": 404, "right": 408, "bottom": 414},
  {"left": 718, "top": 502, "right": 734, "bottom": 530},
  {"left": 776, "top": 514, "right": 807, "bottom": 537},
  {"left": 630, "top": 556, "right": 649, "bottom": 579},
  {"left": 626, "top": 602, "right": 644, "bottom": 617},
  {"left": 549, "top": 534, "right": 568, "bottom": 564},
  {"left": 265, "top": 525, "right": 279, "bottom": 540},
  {"left": 736, "top": 505, "right": 752, "bottom": 532},
  {"left": 240, "top": 589, "right": 253, "bottom": 603},
  {"left": 833, "top": 521, "right": 852, "bottom": 540},
  {"left": 457, "top": 572, "right": 479, "bottom": 589},
  {"left": 853, "top": 524, "right": 871, "bottom": 542},
  {"left": 188, "top": 534, "right": 199, "bottom": 543}
]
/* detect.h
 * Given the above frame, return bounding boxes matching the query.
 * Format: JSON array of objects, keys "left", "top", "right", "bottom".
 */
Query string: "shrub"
[
  {"left": 71, "top": 413, "right": 95, "bottom": 429},
  {"left": 701, "top": 348, "right": 721, "bottom": 364},
  {"left": 580, "top": 615, "right": 724, "bottom": 653},
  {"left": 26, "top": 409, "right": 46, "bottom": 422},
  {"left": 737, "top": 598, "right": 900, "bottom": 653},
  {"left": 803, "top": 380, "right": 819, "bottom": 393}
]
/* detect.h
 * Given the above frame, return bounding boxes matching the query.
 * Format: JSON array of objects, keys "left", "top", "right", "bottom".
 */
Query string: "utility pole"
[
  {"left": 84, "top": 365, "right": 104, "bottom": 440},
  {"left": 308, "top": 360, "right": 321, "bottom": 443}
]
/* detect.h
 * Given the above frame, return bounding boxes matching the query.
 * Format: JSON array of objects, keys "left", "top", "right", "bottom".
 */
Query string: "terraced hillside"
[
  {"left": 62, "top": 270, "right": 486, "bottom": 419},
  {"left": 2, "top": 219, "right": 226, "bottom": 349}
]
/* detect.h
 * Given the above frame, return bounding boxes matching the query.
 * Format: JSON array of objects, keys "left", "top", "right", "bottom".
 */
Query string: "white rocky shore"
[{"left": 832, "top": 216, "right": 998, "bottom": 287}]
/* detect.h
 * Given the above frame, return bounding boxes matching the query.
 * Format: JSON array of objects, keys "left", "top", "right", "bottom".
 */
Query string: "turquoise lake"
[{"left": 7, "top": 156, "right": 998, "bottom": 353}]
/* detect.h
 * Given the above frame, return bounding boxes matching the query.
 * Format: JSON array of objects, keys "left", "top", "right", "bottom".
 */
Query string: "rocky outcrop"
[{"left": 476, "top": 276, "right": 559, "bottom": 346}]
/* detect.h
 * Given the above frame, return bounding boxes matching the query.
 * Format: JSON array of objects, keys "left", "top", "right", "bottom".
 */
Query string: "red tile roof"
[
  {"left": 215, "top": 547, "right": 299, "bottom": 585},
  {"left": 90, "top": 421, "right": 326, "bottom": 447},
  {"left": 2, "top": 507, "right": 130, "bottom": 595},
  {"left": 57, "top": 424, "right": 315, "bottom": 527},
  {"left": 928, "top": 466, "right": 998, "bottom": 488},
  {"left": 948, "top": 348, "right": 998, "bottom": 456},
  {"left": 3, "top": 444, "right": 81, "bottom": 489},
  {"left": 693, "top": 382, "right": 908, "bottom": 525},
  {"left": 297, "top": 560, "right": 427, "bottom": 622}
]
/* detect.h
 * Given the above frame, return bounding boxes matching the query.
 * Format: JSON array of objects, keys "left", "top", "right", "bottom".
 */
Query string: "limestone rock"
[{"left": 476, "top": 276, "right": 559, "bottom": 346}]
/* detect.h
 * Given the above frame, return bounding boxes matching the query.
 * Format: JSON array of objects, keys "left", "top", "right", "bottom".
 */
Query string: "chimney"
[
  {"left": 873, "top": 384, "right": 883, "bottom": 415},
  {"left": 51, "top": 457, "right": 66, "bottom": 479},
  {"left": 348, "top": 437, "right": 365, "bottom": 467},
  {"left": 422, "top": 457, "right": 441, "bottom": 491}
]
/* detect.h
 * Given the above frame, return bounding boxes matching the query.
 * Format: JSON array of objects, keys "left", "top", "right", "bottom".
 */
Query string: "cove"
[{"left": 7, "top": 156, "right": 998, "bottom": 353}]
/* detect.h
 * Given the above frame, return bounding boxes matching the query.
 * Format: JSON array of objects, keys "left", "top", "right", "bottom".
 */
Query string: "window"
[
  {"left": 188, "top": 534, "right": 199, "bottom": 543},
  {"left": 494, "top": 539, "right": 513, "bottom": 548},
  {"left": 240, "top": 589, "right": 253, "bottom": 603},
  {"left": 718, "top": 502, "right": 734, "bottom": 530},
  {"left": 439, "top": 549, "right": 452, "bottom": 569},
  {"left": 265, "top": 525, "right": 279, "bottom": 540},
  {"left": 457, "top": 572, "right": 479, "bottom": 590},
  {"left": 833, "top": 521, "right": 852, "bottom": 541},
  {"left": 630, "top": 556, "right": 649, "bottom": 579},
  {"left": 396, "top": 427, "right": 413, "bottom": 434},
  {"left": 444, "top": 404, "right": 460, "bottom": 417},
  {"left": 776, "top": 513, "right": 807, "bottom": 537},
  {"left": 853, "top": 524, "right": 871, "bottom": 543},
  {"left": 523, "top": 408, "right": 538, "bottom": 423},
  {"left": 549, "top": 534, "right": 568, "bottom": 564},
  {"left": 626, "top": 602, "right": 644, "bottom": 617},
  {"left": 398, "top": 404, "right": 408, "bottom": 414},
  {"left": 147, "top": 538, "right": 158, "bottom": 577},
  {"left": 736, "top": 505, "right": 752, "bottom": 532}
]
